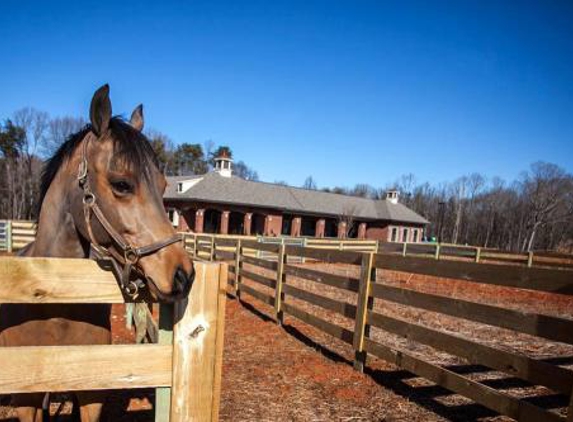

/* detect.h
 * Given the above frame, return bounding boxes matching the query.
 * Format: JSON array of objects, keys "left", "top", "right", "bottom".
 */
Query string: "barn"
[{"left": 163, "top": 155, "right": 428, "bottom": 242}]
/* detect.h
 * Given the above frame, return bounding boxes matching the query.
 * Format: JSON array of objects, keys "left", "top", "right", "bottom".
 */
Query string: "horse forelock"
[{"left": 38, "top": 117, "right": 160, "bottom": 216}]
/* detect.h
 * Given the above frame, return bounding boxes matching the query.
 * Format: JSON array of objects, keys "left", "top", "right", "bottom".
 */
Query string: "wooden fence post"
[
  {"left": 475, "top": 247, "right": 481, "bottom": 263},
  {"left": 434, "top": 244, "right": 440, "bottom": 260},
  {"left": 353, "top": 252, "right": 374, "bottom": 372},
  {"left": 234, "top": 240, "right": 242, "bottom": 298},
  {"left": 209, "top": 236, "right": 215, "bottom": 261},
  {"left": 6, "top": 220, "right": 12, "bottom": 254},
  {"left": 527, "top": 251, "right": 534, "bottom": 267},
  {"left": 170, "top": 262, "right": 227, "bottom": 422},
  {"left": 274, "top": 241, "right": 286, "bottom": 325},
  {"left": 402, "top": 242, "right": 407, "bottom": 257},
  {"left": 155, "top": 304, "right": 174, "bottom": 422}
]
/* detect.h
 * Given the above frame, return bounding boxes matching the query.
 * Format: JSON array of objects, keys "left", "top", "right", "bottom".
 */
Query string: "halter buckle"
[
  {"left": 124, "top": 246, "right": 139, "bottom": 264},
  {"left": 78, "top": 159, "right": 88, "bottom": 183},
  {"left": 83, "top": 192, "right": 96, "bottom": 205},
  {"left": 125, "top": 280, "right": 140, "bottom": 298}
]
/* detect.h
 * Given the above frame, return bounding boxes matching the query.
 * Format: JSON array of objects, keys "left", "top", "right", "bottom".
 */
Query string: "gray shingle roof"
[{"left": 164, "top": 172, "right": 429, "bottom": 225}]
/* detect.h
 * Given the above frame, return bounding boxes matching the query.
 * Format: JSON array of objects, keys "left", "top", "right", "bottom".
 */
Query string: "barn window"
[
  {"left": 177, "top": 182, "right": 183, "bottom": 193},
  {"left": 402, "top": 228, "right": 409, "bottom": 242},
  {"left": 413, "top": 229, "right": 418, "bottom": 243}
]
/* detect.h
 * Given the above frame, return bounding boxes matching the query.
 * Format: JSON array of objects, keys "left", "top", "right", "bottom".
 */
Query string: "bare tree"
[
  {"left": 303, "top": 176, "right": 317, "bottom": 190},
  {"left": 338, "top": 205, "right": 356, "bottom": 238},
  {"left": 519, "top": 162, "right": 573, "bottom": 251},
  {"left": 43, "top": 116, "right": 86, "bottom": 156}
]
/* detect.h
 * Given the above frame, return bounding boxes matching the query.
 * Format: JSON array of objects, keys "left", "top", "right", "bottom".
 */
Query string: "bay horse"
[{"left": 0, "top": 85, "right": 194, "bottom": 422}]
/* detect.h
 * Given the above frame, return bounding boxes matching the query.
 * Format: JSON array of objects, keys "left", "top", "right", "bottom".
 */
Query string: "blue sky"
[{"left": 1, "top": 1, "right": 572, "bottom": 188}]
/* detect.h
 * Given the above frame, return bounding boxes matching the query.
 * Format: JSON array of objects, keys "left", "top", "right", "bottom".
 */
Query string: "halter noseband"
[{"left": 78, "top": 133, "right": 183, "bottom": 297}]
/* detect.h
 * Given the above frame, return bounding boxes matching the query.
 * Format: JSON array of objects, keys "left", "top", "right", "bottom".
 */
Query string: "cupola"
[
  {"left": 386, "top": 189, "right": 400, "bottom": 204},
  {"left": 214, "top": 152, "right": 233, "bottom": 177}
]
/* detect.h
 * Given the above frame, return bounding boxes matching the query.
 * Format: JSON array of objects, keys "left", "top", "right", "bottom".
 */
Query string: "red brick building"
[{"left": 164, "top": 156, "right": 428, "bottom": 242}]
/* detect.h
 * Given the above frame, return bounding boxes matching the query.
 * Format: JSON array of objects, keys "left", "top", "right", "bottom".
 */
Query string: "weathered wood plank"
[
  {"left": 241, "top": 255, "right": 279, "bottom": 271},
  {"left": 0, "top": 257, "right": 126, "bottom": 303},
  {"left": 155, "top": 304, "right": 174, "bottom": 422},
  {"left": 283, "top": 284, "right": 357, "bottom": 319},
  {"left": 240, "top": 268, "right": 277, "bottom": 289},
  {"left": 282, "top": 302, "right": 354, "bottom": 344},
  {"left": 367, "top": 310, "right": 573, "bottom": 395},
  {"left": 374, "top": 253, "right": 573, "bottom": 295},
  {"left": 0, "top": 344, "right": 172, "bottom": 394},
  {"left": 284, "top": 245, "right": 363, "bottom": 265},
  {"left": 240, "top": 239, "right": 280, "bottom": 253},
  {"left": 353, "top": 253, "right": 374, "bottom": 371},
  {"left": 371, "top": 283, "right": 573, "bottom": 345},
  {"left": 284, "top": 264, "right": 360, "bottom": 292},
  {"left": 363, "top": 338, "right": 562, "bottom": 422},
  {"left": 240, "top": 284, "right": 276, "bottom": 306},
  {"left": 170, "top": 261, "right": 227, "bottom": 422},
  {"left": 214, "top": 249, "right": 235, "bottom": 260}
]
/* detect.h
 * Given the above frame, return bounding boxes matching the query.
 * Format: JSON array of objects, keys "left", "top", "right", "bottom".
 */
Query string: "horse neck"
[{"left": 31, "top": 157, "right": 87, "bottom": 259}]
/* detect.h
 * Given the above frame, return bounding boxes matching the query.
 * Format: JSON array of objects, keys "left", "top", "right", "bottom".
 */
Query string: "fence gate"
[{"left": 0, "top": 257, "right": 227, "bottom": 422}]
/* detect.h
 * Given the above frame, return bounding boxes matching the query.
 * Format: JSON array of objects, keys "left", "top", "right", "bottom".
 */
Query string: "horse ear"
[
  {"left": 90, "top": 84, "right": 112, "bottom": 136},
  {"left": 130, "top": 104, "right": 144, "bottom": 132}
]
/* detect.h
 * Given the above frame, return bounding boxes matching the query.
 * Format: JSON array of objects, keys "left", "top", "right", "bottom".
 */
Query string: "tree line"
[
  {"left": 301, "top": 164, "right": 573, "bottom": 253},
  {"left": 0, "top": 108, "right": 258, "bottom": 221},
  {"left": 1, "top": 108, "right": 571, "bottom": 253}
]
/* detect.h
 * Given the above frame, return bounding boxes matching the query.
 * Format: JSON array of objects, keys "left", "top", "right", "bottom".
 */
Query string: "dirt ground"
[{"left": 1, "top": 259, "right": 572, "bottom": 421}]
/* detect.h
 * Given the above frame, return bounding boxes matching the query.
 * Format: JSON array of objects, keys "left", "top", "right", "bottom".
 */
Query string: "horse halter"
[{"left": 77, "top": 133, "right": 183, "bottom": 297}]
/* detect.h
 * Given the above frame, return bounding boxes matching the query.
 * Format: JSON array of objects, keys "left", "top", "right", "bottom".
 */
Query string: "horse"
[{"left": 0, "top": 84, "right": 194, "bottom": 422}]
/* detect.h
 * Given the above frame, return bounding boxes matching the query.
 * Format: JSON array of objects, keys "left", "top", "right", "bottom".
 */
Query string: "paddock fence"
[
  {"left": 182, "top": 232, "right": 573, "bottom": 270},
  {"left": 200, "top": 237, "right": 573, "bottom": 422},
  {"left": 2, "top": 219, "right": 572, "bottom": 269},
  {"left": 0, "top": 257, "right": 227, "bottom": 422}
]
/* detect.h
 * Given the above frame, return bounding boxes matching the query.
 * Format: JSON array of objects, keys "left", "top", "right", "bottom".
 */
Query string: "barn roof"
[{"left": 164, "top": 172, "right": 429, "bottom": 225}]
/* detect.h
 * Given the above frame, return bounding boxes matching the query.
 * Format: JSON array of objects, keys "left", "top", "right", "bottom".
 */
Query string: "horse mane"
[{"left": 38, "top": 117, "right": 159, "bottom": 214}]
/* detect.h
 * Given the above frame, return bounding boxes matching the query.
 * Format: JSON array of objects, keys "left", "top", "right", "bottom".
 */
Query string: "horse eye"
[{"left": 111, "top": 180, "right": 134, "bottom": 194}]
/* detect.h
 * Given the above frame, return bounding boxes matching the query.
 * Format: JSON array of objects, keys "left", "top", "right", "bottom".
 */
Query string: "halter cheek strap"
[{"left": 78, "top": 134, "right": 182, "bottom": 297}]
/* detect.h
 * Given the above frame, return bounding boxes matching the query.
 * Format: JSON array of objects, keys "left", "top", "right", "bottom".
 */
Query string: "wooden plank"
[
  {"left": 353, "top": 253, "right": 374, "bottom": 371},
  {"left": 240, "top": 283, "right": 275, "bottom": 306},
  {"left": 373, "top": 253, "right": 573, "bottom": 295},
  {"left": 282, "top": 284, "right": 357, "bottom": 319},
  {"left": 241, "top": 254, "right": 279, "bottom": 271},
  {"left": 284, "top": 264, "right": 360, "bottom": 292},
  {"left": 239, "top": 268, "right": 277, "bottom": 289},
  {"left": 274, "top": 242, "right": 286, "bottom": 325},
  {"left": 214, "top": 249, "right": 235, "bottom": 260},
  {"left": 241, "top": 239, "right": 280, "bottom": 253},
  {"left": 0, "top": 257, "right": 126, "bottom": 303},
  {"left": 0, "top": 344, "right": 172, "bottom": 394},
  {"left": 234, "top": 240, "right": 242, "bottom": 297},
  {"left": 363, "top": 338, "right": 562, "bottom": 422},
  {"left": 370, "top": 283, "right": 573, "bottom": 345},
  {"left": 155, "top": 304, "right": 174, "bottom": 422},
  {"left": 285, "top": 245, "right": 363, "bottom": 264},
  {"left": 170, "top": 261, "right": 227, "bottom": 422},
  {"left": 282, "top": 302, "right": 354, "bottom": 344},
  {"left": 367, "top": 311, "right": 573, "bottom": 395}
]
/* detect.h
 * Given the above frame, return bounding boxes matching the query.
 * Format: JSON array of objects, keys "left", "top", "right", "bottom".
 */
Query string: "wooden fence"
[
  {"left": 3, "top": 220, "right": 572, "bottom": 269},
  {"left": 0, "top": 257, "right": 227, "bottom": 422},
  {"left": 202, "top": 238, "right": 573, "bottom": 422},
  {"left": 181, "top": 232, "right": 573, "bottom": 270}
]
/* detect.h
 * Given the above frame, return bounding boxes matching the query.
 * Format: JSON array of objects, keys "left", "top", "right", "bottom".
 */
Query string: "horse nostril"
[{"left": 172, "top": 266, "right": 193, "bottom": 296}]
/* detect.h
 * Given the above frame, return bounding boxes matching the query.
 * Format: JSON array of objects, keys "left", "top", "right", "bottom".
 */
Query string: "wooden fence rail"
[
  {"left": 5, "top": 220, "right": 572, "bottom": 269},
  {"left": 200, "top": 237, "right": 573, "bottom": 422},
  {"left": 0, "top": 257, "right": 227, "bottom": 422}
]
